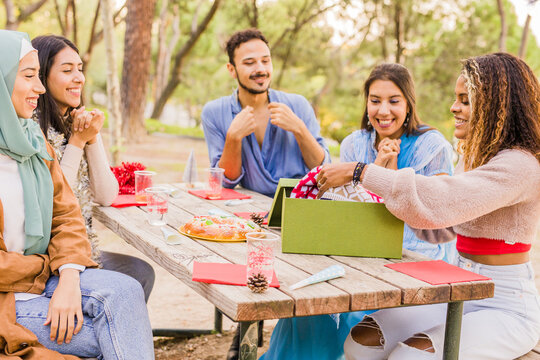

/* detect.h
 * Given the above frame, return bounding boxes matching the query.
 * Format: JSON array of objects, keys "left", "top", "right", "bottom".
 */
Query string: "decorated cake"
[{"left": 180, "top": 215, "right": 262, "bottom": 241}]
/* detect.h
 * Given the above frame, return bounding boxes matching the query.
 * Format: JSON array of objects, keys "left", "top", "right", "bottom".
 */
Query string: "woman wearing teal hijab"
[{"left": 0, "top": 30, "right": 154, "bottom": 359}]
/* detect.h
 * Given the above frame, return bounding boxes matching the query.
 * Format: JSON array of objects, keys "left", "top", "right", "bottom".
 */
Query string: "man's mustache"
[{"left": 249, "top": 73, "right": 269, "bottom": 80}]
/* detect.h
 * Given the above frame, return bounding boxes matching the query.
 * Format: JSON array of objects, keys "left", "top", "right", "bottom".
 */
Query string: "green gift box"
[{"left": 268, "top": 178, "right": 404, "bottom": 259}]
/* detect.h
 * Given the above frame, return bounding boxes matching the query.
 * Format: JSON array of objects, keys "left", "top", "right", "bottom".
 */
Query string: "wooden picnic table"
[{"left": 94, "top": 184, "right": 494, "bottom": 360}]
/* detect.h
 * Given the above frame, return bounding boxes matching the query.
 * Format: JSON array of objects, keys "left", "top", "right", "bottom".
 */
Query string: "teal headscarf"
[{"left": 0, "top": 30, "right": 53, "bottom": 255}]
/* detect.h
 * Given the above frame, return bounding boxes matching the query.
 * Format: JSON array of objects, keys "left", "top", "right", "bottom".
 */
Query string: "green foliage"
[
  {"left": 145, "top": 119, "right": 205, "bottom": 138},
  {"left": 328, "top": 144, "right": 341, "bottom": 158},
  {"left": 10, "top": 0, "right": 540, "bottom": 146}
]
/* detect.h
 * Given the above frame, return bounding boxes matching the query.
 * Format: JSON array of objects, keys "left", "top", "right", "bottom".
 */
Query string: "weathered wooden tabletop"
[{"left": 94, "top": 184, "right": 494, "bottom": 359}]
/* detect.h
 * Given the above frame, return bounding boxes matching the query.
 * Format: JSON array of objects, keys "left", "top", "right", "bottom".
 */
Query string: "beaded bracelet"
[{"left": 352, "top": 162, "right": 367, "bottom": 186}]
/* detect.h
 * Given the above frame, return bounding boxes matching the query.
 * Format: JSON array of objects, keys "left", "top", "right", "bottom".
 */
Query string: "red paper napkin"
[
  {"left": 234, "top": 212, "right": 268, "bottom": 225},
  {"left": 385, "top": 260, "right": 491, "bottom": 285},
  {"left": 111, "top": 194, "right": 146, "bottom": 208},
  {"left": 188, "top": 188, "right": 251, "bottom": 200},
  {"left": 192, "top": 262, "right": 279, "bottom": 288}
]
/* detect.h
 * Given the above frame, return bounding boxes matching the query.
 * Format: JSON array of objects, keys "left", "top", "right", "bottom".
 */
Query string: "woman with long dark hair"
[
  {"left": 32, "top": 35, "right": 155, "bottom": 302},
  {"left": 0, "top": 29, "right": 154, "bottom": 360},
  {"left": 260, "top": 63, "right": 455, "bottom": 360}
]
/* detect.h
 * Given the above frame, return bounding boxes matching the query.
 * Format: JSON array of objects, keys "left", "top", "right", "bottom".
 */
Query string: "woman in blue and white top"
[{"left": 260, "top": 63, "right": 456, "bottom": 360}]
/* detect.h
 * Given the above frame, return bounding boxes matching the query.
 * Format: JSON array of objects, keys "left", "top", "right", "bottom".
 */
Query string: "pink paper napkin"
[
  {"left": 111, "top": 194, "right": 146, "bottom": 208},
  {"left": 192, "top": 262, "right": 279, "bottom": 288},
  {"left": 188, "top": 188, "right": 251, "bottom": 200},
  {"left": 385, "top": 260, "right": 491, "bottom": 285}
]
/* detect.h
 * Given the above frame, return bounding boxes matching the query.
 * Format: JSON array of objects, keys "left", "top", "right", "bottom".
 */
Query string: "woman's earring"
[
  {"left": 404, "top": 113, "right": 410, "bottom": 127},
  {"left": 366, "top": 114, "right": 371, "bottom": 126}
]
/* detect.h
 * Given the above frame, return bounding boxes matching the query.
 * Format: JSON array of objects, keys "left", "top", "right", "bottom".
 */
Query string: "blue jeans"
[{"left": 15, "top": 269, "right": 154, "bottom": 360}]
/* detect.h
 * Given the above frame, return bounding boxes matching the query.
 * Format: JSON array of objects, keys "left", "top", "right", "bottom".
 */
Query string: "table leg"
[
  {"left": 214, "top": 307, "right": 223, "bottom": 333},
  {"left": 239, "top": 321, "right": 259, "bottom": 360},
  {"left": 443, "top": 301, "right": 464, "bottom": 360}
]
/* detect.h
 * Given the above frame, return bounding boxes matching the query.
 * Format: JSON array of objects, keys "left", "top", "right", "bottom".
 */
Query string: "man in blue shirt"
[
  {"left": 202, "top": 28, "right": 329, "bottom": 360},
  {"left": 202, "top": 29, "right": 329, "bottom": 198}
]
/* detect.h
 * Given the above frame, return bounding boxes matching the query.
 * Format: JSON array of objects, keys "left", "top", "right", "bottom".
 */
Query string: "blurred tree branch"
[
  {"left": 155, "top": 0, "right": 180, "bottom": 101},
  {"left": 273, "top": 0, "right": 344, "bottom": 88},
  {"left": 3, "top": 0, "right": 48, "bottom": 29},
  {"left": 496, "top": 0, "right": 507, "bottom": 51},
  {"left": 81, "top": 2, "right": 126, "bottom": 71},
  {"left": 151, "top": 0, "right": 221, "bottom": 119},
  {"left": 518, "top": 0, "right": 537, "bottom": 58},
  {"left": 243, "top": 0, "right": 258, "bottom": 28}
]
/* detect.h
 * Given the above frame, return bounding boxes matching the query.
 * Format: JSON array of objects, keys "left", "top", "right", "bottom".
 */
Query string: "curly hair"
[
  {"left": 225, "top": 28, "right": 269, "bottom": 66},
  {"left": 361, "top": 63, "right": 432, "bottom": 136},
  {"left": 460, "top": 53, "right": 540, "bottom": 169}
]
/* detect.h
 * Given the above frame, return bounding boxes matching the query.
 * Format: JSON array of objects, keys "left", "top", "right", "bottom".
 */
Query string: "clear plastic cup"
[
  {"left": 246, "top": 232, "right": 279, "bottom": 283},
  {"left": 145, "top": 186, "right": 168, "bottom": 226},
  {"left": 134, "top": 170, "right": 156, "bottom": 203},
  {"left": 206, "top": 167, "right": 224, "bottom": 199}
]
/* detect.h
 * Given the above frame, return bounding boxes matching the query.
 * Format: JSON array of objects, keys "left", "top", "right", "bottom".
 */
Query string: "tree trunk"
[
  {"left": 394, "top": 1, "right": 404, "bottom": 64},
  {"left": 121, "top": 0, "right": 157, "bottom": 141},
  {"left": 81, "top": 3, "right": 126, "bottom": 70},
  {"left": 155, "top": 1, "right": 180, "bottom": 103},
  {"left": 518, "top": 14, "right": 532, "bottom": 58},
  {"left": 151, "top": 0, "right": 221, "bottom": 119},
  {"left": 496, "top": 0, "right": 507, "bottom": 52},
  {"left": 100, "top": 0, "right": 122, "bottom": 165},
  {"left": 70, "top": 0, "right": 78, "bottom": 45}
]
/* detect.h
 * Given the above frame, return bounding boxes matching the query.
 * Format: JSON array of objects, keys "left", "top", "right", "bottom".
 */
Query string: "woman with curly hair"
[{"left": 318, "top": 52, "right": 540, "bottom": 359}]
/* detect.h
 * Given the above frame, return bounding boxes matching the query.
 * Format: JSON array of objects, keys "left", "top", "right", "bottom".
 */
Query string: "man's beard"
[{"left": 236, "top": 71, "right": 270, "bottom": 95}]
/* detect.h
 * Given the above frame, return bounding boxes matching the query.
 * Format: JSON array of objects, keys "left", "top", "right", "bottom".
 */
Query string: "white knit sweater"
[{"left": 363, "top": 149, "right": 540, "bottom": 246}]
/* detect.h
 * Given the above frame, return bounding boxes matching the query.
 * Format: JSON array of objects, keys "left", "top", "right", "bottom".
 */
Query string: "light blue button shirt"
[
  {"left": 341, "top": 128, "right": 457, "bottom": 262},
  {"left": 202, "top": 89, "right": 330, "bottom": 197}
]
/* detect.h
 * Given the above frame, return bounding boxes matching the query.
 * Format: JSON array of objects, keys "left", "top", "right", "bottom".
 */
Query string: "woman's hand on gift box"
[{"left": 316, "top": 162, "right": 357, "bottom": 199}]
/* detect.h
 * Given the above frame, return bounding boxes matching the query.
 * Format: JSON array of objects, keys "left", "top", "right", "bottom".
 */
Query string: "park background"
[{"left": 3, "top": 0, "right": 540, "bottom": 358}]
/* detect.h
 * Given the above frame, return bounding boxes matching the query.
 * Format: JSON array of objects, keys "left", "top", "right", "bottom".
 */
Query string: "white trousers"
[{"left": 344, "top": 255, "right": 540, "bottom": 360}]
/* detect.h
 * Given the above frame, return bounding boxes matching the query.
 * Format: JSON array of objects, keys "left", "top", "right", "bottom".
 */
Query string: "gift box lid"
[{"left": 267, "top": 178, "right": 300, "bottom": 227}]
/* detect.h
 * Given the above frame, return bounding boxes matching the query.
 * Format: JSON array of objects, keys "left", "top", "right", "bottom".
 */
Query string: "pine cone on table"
[
  {"left": 249, "top": 213, "right": 265, "bottom": 226},
  {"left": 247, "top": 273, "right": 269, "bottom": 293}
]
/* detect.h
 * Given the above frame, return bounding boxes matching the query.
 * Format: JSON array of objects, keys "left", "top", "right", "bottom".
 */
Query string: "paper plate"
[{"left": 178, "top": 227, "right": 246, "bottom": 243}]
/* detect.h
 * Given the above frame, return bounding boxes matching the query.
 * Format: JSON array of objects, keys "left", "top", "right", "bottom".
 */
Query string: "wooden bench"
[{"left": 517, "top": 342, "right": 540, "bottom": 359}]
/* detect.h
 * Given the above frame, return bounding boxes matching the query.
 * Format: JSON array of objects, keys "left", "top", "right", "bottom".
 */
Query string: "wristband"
[{"left": 352, "top": 162, "right": 367, "bottom": 186}]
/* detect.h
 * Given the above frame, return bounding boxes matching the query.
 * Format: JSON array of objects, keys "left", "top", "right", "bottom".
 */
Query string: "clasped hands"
[
  {"left": 316, "top": 138, "right": 400, "bottom": 199},
  {"left": 227, "top": 102, "right": 305, "bottom": 140},
  {"left": 69, "top": 106, "right": 105, "bottom": 148}
]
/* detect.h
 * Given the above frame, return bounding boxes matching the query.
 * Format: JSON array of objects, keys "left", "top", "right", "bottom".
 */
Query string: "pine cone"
[
  {"left": 247, "top": 273, "right": 269, "bottom": 293},
  {"left": 250, "top": 213, "right": 264, "bottom": 226}
]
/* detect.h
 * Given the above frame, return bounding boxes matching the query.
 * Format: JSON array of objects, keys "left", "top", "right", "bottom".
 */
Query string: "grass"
[
  {"left": 101, "top": 114, "right": 205, "bottom": 139},
  {"left": 329, "top": 144, "right": 340, "bottom": 158},
  {"left": 145, "top": 119, "right": 204, "bottom": 138}
]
